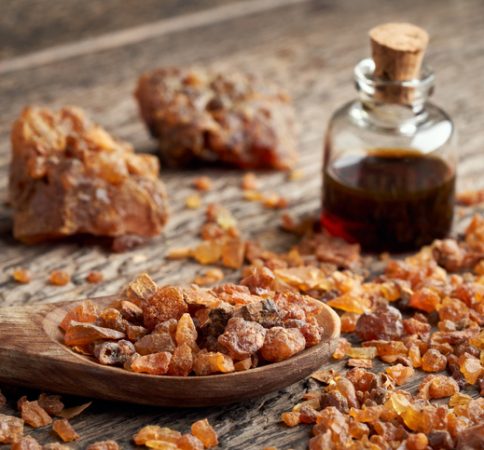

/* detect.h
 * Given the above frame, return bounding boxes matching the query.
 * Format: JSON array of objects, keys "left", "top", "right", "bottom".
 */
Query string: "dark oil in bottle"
[{"left": 321, "top": 148, "right": 455, "bottom": 252}]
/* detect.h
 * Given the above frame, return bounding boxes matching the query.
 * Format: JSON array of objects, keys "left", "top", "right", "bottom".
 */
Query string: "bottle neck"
[{"left": 354, "top": 58, "right": 435, "bottom": 129}]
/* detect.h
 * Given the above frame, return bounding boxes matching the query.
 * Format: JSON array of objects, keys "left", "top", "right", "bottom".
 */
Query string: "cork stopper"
[{"left": 369, "top": 23, "right": 429, "bottom": 104}]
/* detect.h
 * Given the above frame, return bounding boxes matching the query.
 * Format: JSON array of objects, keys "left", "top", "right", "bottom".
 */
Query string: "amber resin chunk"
[
  {"left": 130, "top": 352, "right": 172, "bottom": 375},
  {"left": 177, "top": 434, "right": 204, "bottom": 450},
  {"left": 0, "top": 414, "right": 24, "bottom": 444},
  {"left": 133, "top": 425, "right": 181, "bottom": 445},
  {"left": 260, "top": 327, "right": 306, "bottom": 362},
  {"left": 11, "top": 435, "right": 41, "bottom": 450},
  {"left": 86, "top": 440, "right": 120, "bottom": 450},
  {"left": 52, "top": 418, "right": 79, "bottom": 442},
  {"left": 9, "top": 106, "right": 169, "bottom": 245},
  {"left": 18, "top": 398, "right": 52, "bottom": 428},
  {"left": 37, "top": 393, "right": 64, "bottom": 416},
  {"left": 63, "top": 322, "right": 125, "bottom": 346},
  {"left": 190, "top": 419, "right": 218, "bottom": 449},
  {"left": 135, "top": 67, "right": 297, "bottom": 170}
]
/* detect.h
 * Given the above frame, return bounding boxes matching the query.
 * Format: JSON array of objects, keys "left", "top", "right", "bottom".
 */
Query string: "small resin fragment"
[
  {"left": 97, "top": 308, "right": 127, "bottom": 332},
  {"left": 135, "top": 333, "right": 176, "bottom": 355},
  {"left": 340, "top": 312, "right": 359, "bottom": 333},
  {"left": 86, "top": 440, "right": 120, "bottom": 450},
  {"left": 241, "top": 173, "right": 258, "bottom": 190},
  {"left": 218, "top": 317, "right": 266, "bottom": 360},
  {"left": 59, "top": 300, "right": 98, "bottom": 331},
  {"left": 19, "top": 399, "right": 52, "bottom": 428},
  {"left": 234, "top": 358, "right": 252, "bottom": 372},
  {"left": 458, "top": 352, "right": 482, "bottom": 384},
  {"left": 186, "top": 193, "right": 202, "bottom": 209},
  {"left": 133, "top": 425, "right": 181, "bottom": 445},
  {"left": 64, "top": 322, "right": 125, "bottom": 346},
  {"left": 166, "top": 247, "right": 193, "bottom": 260},
  {"left": 191, "top": 419, "right": 218, "bottom": 449},
  {"left": 234, "top": 298, "right": 282, "bottom": 328},
  {"left": 192, "top": 352, "right": 234, "bottom": 375},
  {"left": 281, "top": 411, "right": 301, "bottom": 427},
  {"left": 49, "top": 270, "right": 70, "bottom": 286},
  {"left": 168, "top": 344, "right": 193, "bottom": 376},
  {"left": 145, "top": 441, "right": 178, "bottom": 449},
  {"left": 11, "top": 435, "right": 41, "bottom": 450},
  {"left": 94, "top": 340, "right": 136, "bottom": 365},
  {"left": 421, "top": 349, "right": 447, "bottom": 372},
  {"left": 385, "top": 364, "right": 414, "bottom": 385},
  {"left": 409, "top": 288, "right": 440, "bottom": 313},
  {"left": 43, "top": 444, "right": 71, "bottom": 450},
  {"left": 260, "top": 327, "right": 306, "bottom": 362},
  {"left": 418, "top": 375, "right": 459, "bottom": 399},
  {"left": 12, "top": 268, "right": 31, "bottom": 284},
  {"left": 143, "top": 286, "right": 188, "bottom": 329},
  {"left": 0, "top": 414, "right": 24, "bottom": 444},
  {"left": 355, "top": 305, "right": 403, "bottom": 341},
  {"left": 261, "top": 193, "right": 288, "bottom": 209},
  {"left": 117, "top": 300, "right": 143, "bottom": 324},
  {"left": 177, "top": 433, "right": 204, "bottom": 450},
  {"left": 347, "top": 358, "right": 373, "bottom": 368},
  {"left": 122, "top": 273, "right": 158, "bottom": 305},
  {"left": 130, "top": 352, "right": 172, "bottom": 375},
  {"left": 38, "top": 393, "right": 64, "bottom": 416},
  {"left": 175, "top": 313, "right": 198, "bottom": 350},
  {"left": 346, "top": 346, "right": 377, "bottom": 360},
  {"left": 52, "top": 418, "right": 79, "bottom": 442},
  {"left": 193, "top": 268, "right": 224, "bottom": 286},
  {"left": 86, "top": 271, "right": 103, "bottom": 284},
  {"left": 193, "top": 176, "right": 213, "bottom": 192}
]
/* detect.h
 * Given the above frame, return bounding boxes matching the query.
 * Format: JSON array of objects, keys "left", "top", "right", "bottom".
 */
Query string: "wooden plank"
[
  {"left": 0, "top": 0, "right": 483, "bottom": 448},
  {"left": 0, "top": 0, "right": 309, "bottom": 75},
  {"left": 0, "top": 0, "right": 246, "bottom": 59}
]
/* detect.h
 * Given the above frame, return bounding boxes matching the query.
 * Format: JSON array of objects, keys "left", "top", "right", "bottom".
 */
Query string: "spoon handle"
[{"left": 0, "top": 303, "right": 91, "bottom": 394}]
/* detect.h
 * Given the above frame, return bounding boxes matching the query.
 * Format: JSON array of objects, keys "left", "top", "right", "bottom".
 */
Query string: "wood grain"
[
  {"left": 0, "top": 0, "right": 242, "bottom": 59},
  {"left": 0, "top": 0, "right": 483, "bottom": 448}
]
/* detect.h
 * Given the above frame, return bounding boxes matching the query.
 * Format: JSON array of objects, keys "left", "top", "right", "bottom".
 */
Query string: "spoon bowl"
[{"left": 0, "top": 296, "right": 340, "bottom": 406}]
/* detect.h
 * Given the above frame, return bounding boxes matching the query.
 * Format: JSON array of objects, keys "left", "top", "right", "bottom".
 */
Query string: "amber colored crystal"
[
  {"left": 191, "top": 419, "right": 218, "bottom": 449},
  {"left": 0, "top": 414, "right": 24, "bottom": 444},
  {"left": 86, "top": 440, "right": 120, "bottom": 450},
  {"left": 64, "top": 322, "right": 125, "bottom": 346},
  {"left": 19, "top": 399, "right": 52, "bottom": 428},
  {"left": 11, "top": 436, "right": 42, "bottom": 450},
  {"left": 49, "top": 270, "right": 70, "bottom": 286},
  {"left": 52, "top": 419, "right": 79, "bottom": 442},
  {"left": 130, "top": 352, "right": 172, "bottom": 375}
]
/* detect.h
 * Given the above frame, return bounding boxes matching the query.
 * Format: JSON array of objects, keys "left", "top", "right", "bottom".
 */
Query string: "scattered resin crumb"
[
  {"left": 193, "top": 176, "right": 213, "bottom": 192},
  {"left": 49, "top": 270, "right": 71, "bottom": 286},
  {"left": 288, "top": 169, "right": 303, "bottom": 181},
  {"left": 86, "top": 271, "right": 103, "bottom": 284},
  {"left": 186, "top": 194, "right": 202, "bottom": 209},
  {"left": 11, "top": 267, "right": 31, "bottom": 284},
  {"left": 241, "top": 173, "right": 258, "bottom": 190},
  {"left": 193, "top": 268, "right": 224, "bottom": 286}
]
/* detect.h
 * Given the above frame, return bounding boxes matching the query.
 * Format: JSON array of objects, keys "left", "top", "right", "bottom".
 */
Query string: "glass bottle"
[{"left": 321, "top": 57, "right": 456, "bottom": 253}]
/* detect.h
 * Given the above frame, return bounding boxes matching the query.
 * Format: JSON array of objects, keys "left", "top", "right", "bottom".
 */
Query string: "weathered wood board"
[{"left": 1, "top": 0, "right": 483, "bottom": 448}]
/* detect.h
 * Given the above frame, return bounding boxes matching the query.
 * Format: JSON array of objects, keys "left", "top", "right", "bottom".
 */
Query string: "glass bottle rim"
[{"left": 354, "top": 58, "right": 435, "bottom": 91}]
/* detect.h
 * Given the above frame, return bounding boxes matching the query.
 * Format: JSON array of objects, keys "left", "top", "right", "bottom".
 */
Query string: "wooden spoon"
[{"left": 0, "top": 296, "right": 340, "bottom": 407}]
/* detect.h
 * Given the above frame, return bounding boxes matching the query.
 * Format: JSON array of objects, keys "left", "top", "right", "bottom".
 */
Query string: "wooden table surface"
[{"left": 1, "top": 0, "right": 483, "bottom": 448}]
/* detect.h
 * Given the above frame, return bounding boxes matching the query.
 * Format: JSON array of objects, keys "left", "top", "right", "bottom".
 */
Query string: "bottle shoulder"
[{"left": 326, "top": 100, "right": 455, "bottom": 154}]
